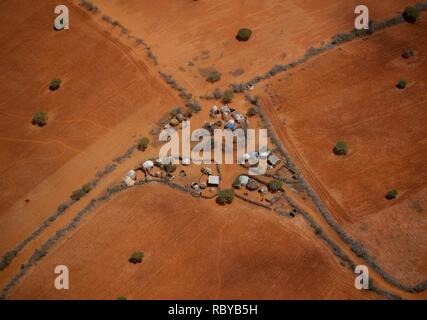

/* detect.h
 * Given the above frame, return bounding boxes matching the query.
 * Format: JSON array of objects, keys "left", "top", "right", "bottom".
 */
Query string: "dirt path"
[{"left": 259, "top": 93, "right": 427, "bottom": 300}]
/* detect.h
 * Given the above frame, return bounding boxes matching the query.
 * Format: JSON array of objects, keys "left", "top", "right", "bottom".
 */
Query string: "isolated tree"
[
  {"left": 137, "top": 137, "right": 149, "bottom": 151},
  {"left": 207, "top": 70, "right": 222, "bottom": 83},
  {"left": 397, "top": 79, "right": 407, "bottom": 89},
  {"left": 267, "top": 180, "right": 283, "bottom": 193},
  {"left": 246, "top": 107, "right": 258, "bottom": 117},
  {"left": 402, "top": 6, "right": 420, "bottom": 23},
  {"left": 222, "top": 90, "right": 234, "bottom": 104},
  {"left": 333, "top": 141, "right": 349, "bottom": 155},
  {"left": 385, "top": 189, "right": 398, "bottom": 200},
  {"left": 49, "top": 78, "right": 62, "bottom": 91},
  {"left": 216, "top": 189, "right": 234, "bottom": 205},
  {"left": 236, "top": 28, "right": 253, "bottom": 41},
  {"left": 32, "top": 111, "right": 48, "bottom": 127},
  {"left": 129, "top": 251, "right": 144, "bottom": 264}
]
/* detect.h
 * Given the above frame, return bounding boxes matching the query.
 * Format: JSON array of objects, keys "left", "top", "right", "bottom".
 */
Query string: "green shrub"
[
  {"left": 403, "top": 6, "right": 420, "bottom": 23},
  {"left": 129, "top": 251, "right": 144, "bottom": 264},
  {"left": 49, "top": 78, "right": 62, "bottom": 91},
  {"left": 385, "top": 189, "right": 398, "bottom": 200},
  {"left": 216, "top": 189, "right": 234, "bottom": 205},
  {"left": 117, "top": 296, "right": 127, "bottom": 300},
  {"left": 32, "top": 111, "right": 48, "bottom": 127},
  {"left": 247, "top": 107, "right": 257, "bottom": 117},
  {"left": 137, "top": 137, "right": 149, "bottom": 151},
  {"left": 163, "top": 163, "right": 177, "bottom": 174},
  {"left": 267, "top": 180, "right": 283, "bottom": 193},
  {"left": 207, "top": 70, "right": 222, "bottom": 83},
  {"left": 397, "top": 79, "right": 407, "bottom": 89},
  {"left": 222, "top": 90, "right": 234, "bottom": 104},
  {"left": 70, "top": 183, "right": 92, "bottom": 201},
  {"left": 236, "top": 28, "right": 252, "bottom": 41},
  {"left": 333, "top": 141, "right": 349, "bottom": 155}
]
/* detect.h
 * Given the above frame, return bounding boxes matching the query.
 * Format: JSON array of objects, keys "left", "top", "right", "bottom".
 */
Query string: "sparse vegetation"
[
  {"left": 402, "top": 48, "right": 415, "bottom": 59},
  {"left": 386, "top": 189, "right": 398, "bottom": 200},
  {"left": 216, "top": 189, "right": 234, "bottom": 205},
  {"left": 207, "top": 70, "right": 222, "bottom": 83},
  {"left": 117, "top": 296, "right": 127, "bottom": 300},
  {"left": 129, "top": 251, "right": 144, "bottom": 264},
  {"left": 49, "top": 78, "right": 62, "bottom": 91},
  {"left": 397, "top": 79, "right": 407, "bottom": 89},
  {"left": 267, "top": 180, "right": 283, "bottom": 193},
  {"left": 137, "top": 137, "right": 150, "bottom": 151},
  {"left": 222, "top": 90, "right": 234, "bottom": 104},
  {"left": 70, "top": 183, "right": 92, "bottom": 201},
  {"left": 333, "top": 141, "right": 349, "bottom": 156},
  {"left": 170, "top": 107, "right": 184, "bottom": 117},
  {"left": 32, "top": 111, "right": 48, "bottom": 127},
  {"left": 247, "top": 107, "right": 258, "bottom": 117},
  {"left": 163, "top": 163, "right": 177, "bottom": 174},
  {"left": 403, "top": 6, "right": 420, "bottom": 23},
  {"left": 236, "top": 28, "right": 252, "bottom": 41}
]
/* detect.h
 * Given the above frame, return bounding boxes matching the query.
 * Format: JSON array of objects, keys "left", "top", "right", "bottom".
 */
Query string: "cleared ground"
[
  {"left": 89, "top": 0, "right": 417, "bottom": 94},
  {"left": 259, "top": 15, "right": 427, "bottom": 285},
  {"left": 0, "top": 0, "right": 180, "bottom": 254},
  {"left": 10, "top": 184, "right": 379, "bottom": 300}
]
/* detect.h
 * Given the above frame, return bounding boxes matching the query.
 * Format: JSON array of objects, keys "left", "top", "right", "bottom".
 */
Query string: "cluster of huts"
[
  {"left": 209, "top": 105, "right": 246, "bottom": 131},
  {"left": 233, "top": 175, "right": 280, "bottom": 204}
]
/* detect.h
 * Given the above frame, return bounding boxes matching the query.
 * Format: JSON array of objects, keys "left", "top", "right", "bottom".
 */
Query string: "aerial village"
[{"left": 121, "top": 93, "right": 296, "bottom": 214}]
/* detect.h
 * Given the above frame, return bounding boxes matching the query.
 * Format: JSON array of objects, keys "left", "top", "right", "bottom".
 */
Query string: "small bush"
[
  {"left": 32, "top": 111, "right": 48, "bottom": 127},
  {"left": 397, "top": 79, "right": 407, "bottom": 89},
  {"left": 170, "top": 107, "right": 183, "bottom": 117},
  {"left": 402, "top": 48, "right": 415, "bottom": 59},
  {"left": 222, "top": 90, "right": 234, "bottom": 104},
  {"left": 385, "top": 189, "right": 398, "bottom": 200},
  {"left": 216, "top": 189, "right": 234, "bottom": 205},
  {"left": 137, "top": 137, "right": 150, "bottom": 151},
  {"left": 129, "top": 251, "right": 144, "bottom": 264},
  {"left": 117, "top": 296, "right": 127, "bottom": 300},
  {"left": 49, "top": 78, "right": 62, "bottom": 91},
  {"left": 70, "top": 183, "right": 92, "bottom": 201},
  {"left": 163, "top": 163, "right": 177, "bottom": 174},
  {"left": 267, "top": 180, "right": 283, "bottom": 193},
  {"left": 236, "top": 28, "right": 252, "bottom": 41},
  {"left": 403, "top": 6, "right": 420, "bottom": 23},
  {"left": 207, "top": 70, "right": 222, "bottom": 83},
  {"left": 247, "top": 107, "right": 257, "bottom": 117},
  {"left": 333, "top": 141, "right": 349, "bottom": 156}
]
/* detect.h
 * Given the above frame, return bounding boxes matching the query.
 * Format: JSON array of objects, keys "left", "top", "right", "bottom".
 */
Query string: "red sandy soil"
[
  {"left": 2, "top": 0, "right": 425, "bottom": 300},
  {"left": 259, "top": 16, "right": 427, "bottom": 285},
  {"left": 0, "top": 0, "right": 180, "bottom": 254},
  {"left": 89, "top": 0, "right": 417, "bottom": 94},
  {"left": 9, "top": 184, "right": 380, "bottom": 300}
]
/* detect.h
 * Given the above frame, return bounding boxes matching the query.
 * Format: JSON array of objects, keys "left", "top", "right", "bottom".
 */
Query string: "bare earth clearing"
[
  {"left": 259, "top": 15, "right": 427, "bottom": 286},
  {"left": 0, "top": 0, "right": 426, "bottom": 300}
]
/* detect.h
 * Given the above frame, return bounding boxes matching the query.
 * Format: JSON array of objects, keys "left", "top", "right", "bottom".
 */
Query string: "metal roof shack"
[
  {"left": 268, "top": 155, "right": 281, "bottom": 166},
  {"left": 208, "top": 175, "right": 220, "bottom": 186}
]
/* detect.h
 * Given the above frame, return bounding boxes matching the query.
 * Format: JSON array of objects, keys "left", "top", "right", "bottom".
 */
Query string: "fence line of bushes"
[
  {"left": 0, "top": 144, "right": 137, "bottom": 271},
  {"left": 201, "top": 4, "right": 427, "bottom": 99},
  {"left": 247, "top": 95, "right": 427, "bottom": 293}
]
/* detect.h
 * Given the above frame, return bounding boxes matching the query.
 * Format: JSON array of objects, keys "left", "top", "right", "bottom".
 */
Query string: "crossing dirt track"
[{"left": 0, "top": 0, "right": 426, "bottom": 300}]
